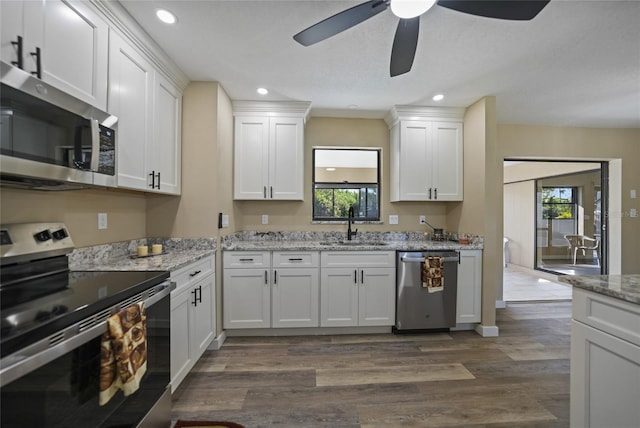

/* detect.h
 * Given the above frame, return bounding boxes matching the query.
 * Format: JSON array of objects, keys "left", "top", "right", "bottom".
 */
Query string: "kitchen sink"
[{"left": 319, "top": 241, "right": 389, "bottom": 246}]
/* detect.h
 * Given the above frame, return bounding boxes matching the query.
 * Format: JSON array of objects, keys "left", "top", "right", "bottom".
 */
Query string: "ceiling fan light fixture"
[{"left": 390, "top": 0, "right": 437, "bottom": 19}]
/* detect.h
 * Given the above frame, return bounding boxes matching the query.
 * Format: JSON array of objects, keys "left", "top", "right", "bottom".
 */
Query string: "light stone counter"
[
  {"left": 559, "top": 274, "right": 640, "bottom": 305},
  {"left": 69, "top": 237, "right": 216, "bottom": 272}
]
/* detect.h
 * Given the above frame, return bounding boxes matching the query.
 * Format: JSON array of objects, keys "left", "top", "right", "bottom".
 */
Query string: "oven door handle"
[{"left": 0, "top": 280, "right": 175, "bottom": 388}]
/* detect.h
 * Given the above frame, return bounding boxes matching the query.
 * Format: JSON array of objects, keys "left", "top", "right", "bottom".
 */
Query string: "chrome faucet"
[{"left": 347, "top": 206, "right": 358, "bottom": 240}]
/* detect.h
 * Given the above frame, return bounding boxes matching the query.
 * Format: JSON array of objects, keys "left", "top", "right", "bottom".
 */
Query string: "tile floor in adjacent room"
[
  {"left": 171, "top": 302, "right": 571, "bottom": 427},
  {"left": 503, "top": 266, "right": 573, "bottom": 302}
]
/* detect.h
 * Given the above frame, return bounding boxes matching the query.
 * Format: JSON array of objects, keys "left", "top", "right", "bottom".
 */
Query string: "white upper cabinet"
[
  {"left": 1, "top": 0, "right": 109, "bottom": 110},
  {"left": 386, "top": 106, "right": 464, "bottom": 202},
  {"left": 109, "top": 30, "right": 181, "bottom": 195},
  {"left": 233, "top": 101, "right": 311, "bottom": 200}
]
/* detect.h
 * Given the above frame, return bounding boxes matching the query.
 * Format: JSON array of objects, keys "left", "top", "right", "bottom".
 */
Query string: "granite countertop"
[
  {"left": 559, "top": 274, "right": 640, "bottom": 305},
  {"left": 70, "top": 249, "right": 215, "bottom": 272},
  {"left": 222, "top": 239, "right": 482, "bottom": 252},
  {"left": 68, "top": 237, "right": 216, "bottom": 273}
]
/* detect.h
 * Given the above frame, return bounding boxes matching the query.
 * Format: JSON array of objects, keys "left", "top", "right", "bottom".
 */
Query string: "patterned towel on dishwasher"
[{"left": 422, "top": 256, "right": 444, "bottom": 293}]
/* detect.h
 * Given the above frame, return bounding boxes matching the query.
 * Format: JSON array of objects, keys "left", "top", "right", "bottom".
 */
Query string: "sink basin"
[{"left": 319, "top": 241, "right": 388, "bottom": 246}]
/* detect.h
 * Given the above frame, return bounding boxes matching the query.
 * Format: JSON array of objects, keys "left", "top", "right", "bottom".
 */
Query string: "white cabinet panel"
[
  {"left": 223, "top": 268, "right": 270, "bottom": 329},
  {"left": 359, "top": 267, "right": 396, "bottom": 326},
  {"left": 320, "top": 267, "right": 360, "bottom": 327},
  {"left": 152, "top": 73, "right": 181, "bottom": 194},
  {"left": 456, "top": 250, "right": 482, "bottom": 324},
  {"left": 2, "top": 0, "right": 108, "bottom": 109},
  {"left": 272, "top": 268, "right": 319, "bottom": 328}
]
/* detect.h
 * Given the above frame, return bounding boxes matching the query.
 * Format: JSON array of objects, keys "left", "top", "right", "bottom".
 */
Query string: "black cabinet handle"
[
  {"left": 149, "top": 171, "right": 155, "bottom": 188},
  {"left": 263, "top": 186, "right": 267, "bottom": 199},
  {"left": 239, "top": 258, "right": 254, "bottom": 262},
  {"left": 197, "top": 286, "right": 202, "bottom": 304},
  {"left": 434, "top": 188, "right": 438, "bottom": 200},
  {"left": 361, "top": 270, "right": 364, "bottom": 284},
  {"left": 354, "top": 270, "right": 357, "bottom": 284},
  {"left": 270, "top": 186, "right": 273, "bottom": 198},
  {"left": 264, "top": 270, "right": 268, "bottom": 284},
  {"left": 189, "top": 270, "right": 202, "bottom": 278},
  {"left": 11, "top": 35, "right": 23, "bottom": 69},
  {"left": 428, "top": 187, "right": 432, "bottom": 200},
  {"left": 274, "top": 270, "right": 277, "bottom": 284},
  {"left": 30, "top": 47, "right": 41, "bottom": 79},
  {"left": 288, "top": 258, "right": 303, "bottom": 262},
  {"left": 191, "top": 288, "right": 198, "bottom": 306},
  {"left": 156, "top": 171, "right": 161, "bottom": 189}
]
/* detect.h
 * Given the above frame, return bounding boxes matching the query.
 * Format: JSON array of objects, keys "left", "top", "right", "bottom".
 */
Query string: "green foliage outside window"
[{"left": 542, "top": 187, "right": 575, "bottom": 219}]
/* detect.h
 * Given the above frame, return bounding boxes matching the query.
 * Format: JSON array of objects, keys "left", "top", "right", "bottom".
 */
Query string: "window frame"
[{"left": 312, "top": 148, "right": 381, "bottom": 222}]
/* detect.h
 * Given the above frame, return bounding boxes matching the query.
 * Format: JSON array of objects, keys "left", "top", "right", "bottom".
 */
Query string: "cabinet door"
[
  {"left": 234, "top": 116, "right": 269, "bottom": 199},
  {"left": 191, "top": 275, "right": 215, "bottom": 357},
  {"left": 320, "top": 267, "right": 359, "bottom": 327},
  {"left": 170, "top": 286, "right": 192, "bottom": 393},
  {"left": 151, "top": 72, "right": 181, "bottom": 194},
  {"left": 269, "top": 117, "right": 304, "bottom": 200},
  {"left": 1, "top": 1, "right": 23, "bottom": 66},
  {"left": 109, "top": 31, "right": 153, "bottom": 191},
  {"left": 456, "top": 250, "right": 482, "bottom": 324},
  {"left": 223, "top": 268, "right": 270, "bottom": 328},
  {"left": 27, "top": 0, "right": 108, "bottom": 109},
  {"left": 570, "top": 320, "right": 640, "bottom": 428},
  {"left": 272, "top": 268, "right": 319, "bottom": 328},
  {"left": 399, "top": 120, "right": 432, "bottom": 200},
  {"left": 432, "top": 122, "right": 463, "bottom": 201},
  {"left": 359, "top": 267, "right": 396, "bottom": 326}
]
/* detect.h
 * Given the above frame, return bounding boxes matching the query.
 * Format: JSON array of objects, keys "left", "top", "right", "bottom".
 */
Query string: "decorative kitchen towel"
[
  {"left": 422, "top": 256, "right": 444, "bottom": 293},
  {"left": 99, "top": 302, "right": 147, "bottom": 406}
]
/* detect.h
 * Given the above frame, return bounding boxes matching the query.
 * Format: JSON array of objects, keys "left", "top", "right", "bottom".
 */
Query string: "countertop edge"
[{"left": 559, "top": 274, "right": 640, "bottom": 305}]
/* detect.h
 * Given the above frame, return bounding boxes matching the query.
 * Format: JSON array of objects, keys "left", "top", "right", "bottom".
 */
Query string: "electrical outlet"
[
  {"left": 630, "top": 208, "right": 638, "bottom": 218},
  {"left": 389, "top": 215, "right": 399, "bottom": 225},
  {"left": 419, "top": 215, "right": 426, "bottom": 225},
  {"left": 221, "top": 214, "right": 229, "bottom": 227},
  {"left": 261, "top": 214, "right": 269, "bottom": 225},
  {"left": 631, "top": 189, "right": 637, "bottom": 199},
  {"left": 98, "top": 213, "right": 108, "bottom": 230}
]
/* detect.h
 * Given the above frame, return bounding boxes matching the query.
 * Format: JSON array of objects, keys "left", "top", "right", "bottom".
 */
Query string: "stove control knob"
[
  {"left": 34, "top": 230, "right": 52, "bottom": 242},
  {"left": 52, "top": 228, "right": 68, "bottom": 240}
]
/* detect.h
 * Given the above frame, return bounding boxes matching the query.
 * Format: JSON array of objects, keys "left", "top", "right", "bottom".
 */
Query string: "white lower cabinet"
[
  {"left": 170, "top": 256, "right": 215, "bottom": 392},
  {"left": 570, "top": 288, "right": 640, "bottom": 428},
  {"left": 320, "top": 251, "right": 395, "bottom": 327},
  {"left": 223, "top": 251, "right": 320, "bottom": 329},
  {"left": 456, "top": 249, "right": 482, "bottom": 324}
]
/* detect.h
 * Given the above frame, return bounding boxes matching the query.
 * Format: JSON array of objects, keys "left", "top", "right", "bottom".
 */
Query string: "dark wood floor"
[{"left": 171, "top": 302, "right": 571, "bottom": 427}]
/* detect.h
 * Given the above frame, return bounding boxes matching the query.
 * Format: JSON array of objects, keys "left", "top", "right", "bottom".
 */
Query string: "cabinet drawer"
[
  {"left": 573, "top": 288, "right": 640, "bottom": 347},
  {"left": 223, "top": 251, "right": 271, "bottom": 269},
  {"left": 321, "top": 251, "right": 395, "bottom": 268},
  {"left": 272, "top": 251, "right": 319, "bottom": 268},
  {"left": 171, "top": 256, "right": 214, "bottom": 291}
]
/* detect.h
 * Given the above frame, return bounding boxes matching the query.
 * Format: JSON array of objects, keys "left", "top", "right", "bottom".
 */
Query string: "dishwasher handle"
[{"left": 400, "top": 255, "right": 459, "bottom": 263}]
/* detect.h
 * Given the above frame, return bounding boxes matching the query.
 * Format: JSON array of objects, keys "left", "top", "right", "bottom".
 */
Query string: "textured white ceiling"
[{"left": 119, "top": 0, "right": 640, "bottom": 128}]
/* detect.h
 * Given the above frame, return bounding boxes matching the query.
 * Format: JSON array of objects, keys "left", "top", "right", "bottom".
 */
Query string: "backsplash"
[{"left": 222, "top": 230, "right": 483, "bottom": 247}]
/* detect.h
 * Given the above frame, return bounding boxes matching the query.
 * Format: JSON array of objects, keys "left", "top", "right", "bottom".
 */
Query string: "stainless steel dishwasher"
[{"left": 394, "top": 250, "right": 459, "bottom": 332}]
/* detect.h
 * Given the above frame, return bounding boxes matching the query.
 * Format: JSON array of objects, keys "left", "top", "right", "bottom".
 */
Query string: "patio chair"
[{"left": 564, "top": 234, "right": 600, "bottom": 265}]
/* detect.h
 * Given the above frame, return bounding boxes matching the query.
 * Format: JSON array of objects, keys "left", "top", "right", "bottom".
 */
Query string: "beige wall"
[
  {"left": 504, "top": 161, "right": 600, "bottom": 183},
  {"left": 498, "top": 125, "right": 640, "bottom": 274},
  {"left": 0, "top": 187, "right": 147, "bottom": 248},
  {"left": 504, "top": 180, "right": 536, "bottom": 268}
]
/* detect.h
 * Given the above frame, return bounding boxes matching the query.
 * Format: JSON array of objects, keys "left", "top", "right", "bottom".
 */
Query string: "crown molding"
[
  {"left": 232, "top": 100, "right": 312, "bottom": 122},
  {"left": 384, "top": 105, "right": 466, "bottom": 128}
]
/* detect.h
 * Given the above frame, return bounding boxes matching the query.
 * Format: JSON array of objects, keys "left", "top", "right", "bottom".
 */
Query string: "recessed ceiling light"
[
  {"left": 257, "top": 87, "right": 269, "bottom": 95},
  {"left": 156, "top": 9, "right": 176, "bottom": 24},
  {"left": 432, "top": 94, "right": 444, "bottom": 101},
  {"left": 326, "top": 167, "right": 336, "bottom": 172}
]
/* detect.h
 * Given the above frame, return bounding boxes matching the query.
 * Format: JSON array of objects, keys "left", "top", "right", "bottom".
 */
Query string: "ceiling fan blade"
[
  {"left": 390, "top": 17, "right": 420, "bottom": 77},
  {"left": 293, "top": 0, "right": 389, "bottom": 46},
  {"left": 437, "top": 0, "right": 550, "bottom": 20}
]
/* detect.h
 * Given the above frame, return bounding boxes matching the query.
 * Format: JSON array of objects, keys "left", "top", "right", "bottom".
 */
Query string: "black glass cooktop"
[{"left": 0, "top": 270, "right": 169, "bottom": 358}]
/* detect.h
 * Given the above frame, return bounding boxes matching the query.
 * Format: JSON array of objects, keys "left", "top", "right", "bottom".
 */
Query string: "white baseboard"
[
  {"left": 224, "top": 326, "right": 392, "bottom": 337},
  {"left": 495, "top": 300, "right": 506, "bottom": 309},
  {"left": 475, "top": 324, "right": 499, "bottom": 337},
  {"left": 207, "top": 330, "right": 227, "bottom": 350}
]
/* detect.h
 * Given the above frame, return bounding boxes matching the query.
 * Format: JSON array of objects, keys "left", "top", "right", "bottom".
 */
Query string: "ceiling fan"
[{"left": 293, "top": 0, "right": 550, "bottom": 77}]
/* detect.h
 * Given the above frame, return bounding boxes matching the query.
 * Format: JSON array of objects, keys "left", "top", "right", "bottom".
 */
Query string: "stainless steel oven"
[
  {"left": 1, "top": 62, "right": 117, "bottom": 189},
  {"left": 1, "top": 223, "right": 173, "bottom": 427}
]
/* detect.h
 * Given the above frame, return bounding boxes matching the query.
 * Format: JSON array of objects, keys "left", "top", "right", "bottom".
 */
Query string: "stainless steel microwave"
[{"left": 0, "top": 62, "right": 117, "bottom": 190}]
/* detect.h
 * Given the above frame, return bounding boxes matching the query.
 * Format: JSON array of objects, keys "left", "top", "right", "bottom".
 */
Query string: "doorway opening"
[{"left": 503, "top": 160, "right": 609, "bottom": 302}]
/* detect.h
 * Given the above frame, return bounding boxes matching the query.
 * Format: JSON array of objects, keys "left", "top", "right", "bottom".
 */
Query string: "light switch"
[
  {"left": 221, "top": 214, "right": 229, "bottom": 227},
  {"left": 389, "top": 215, "right": 399, "bottom": 225},
  {"left": 261, "top": 214, "right": 269, "bottom": 225},
  {"left": 630, "top": 208, "right": 638, "bottom": 218},
  {"left": 98, "top": 213, "right": 108, "bottom": 230},
  {"left": 631, "top": 189, "right": 637, "bottom": 199}
]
